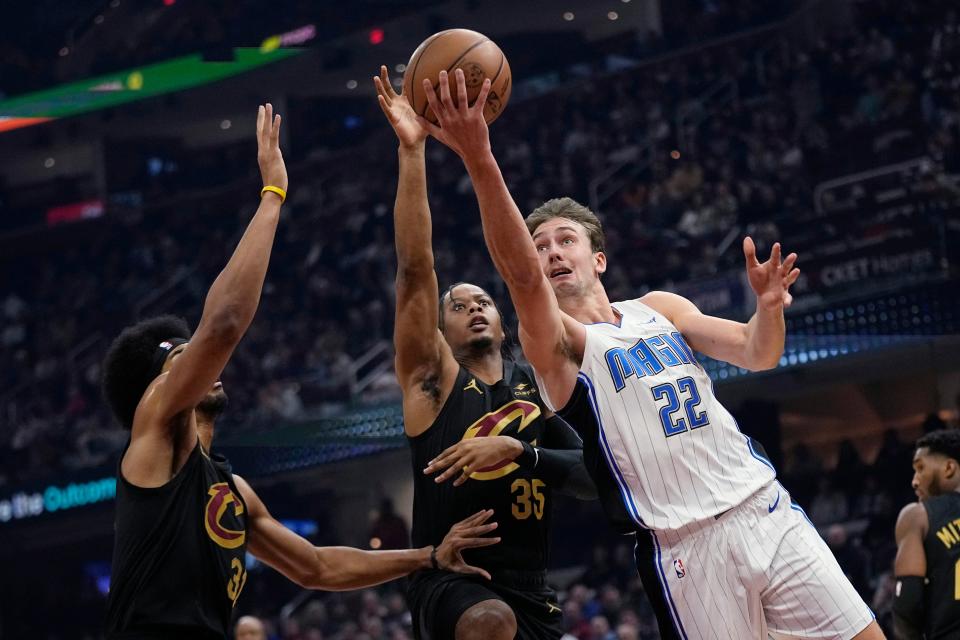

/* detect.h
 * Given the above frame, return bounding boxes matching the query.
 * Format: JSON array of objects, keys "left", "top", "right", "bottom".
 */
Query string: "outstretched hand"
[
  {"left": 434, "top": 509, "right": 500, "bottom": 580},
  {"left": 373, "top": 66, "right": 427, "bottom": 149},
  {"left": 424, "top": 436, "right": 523, "bottom": 486},
  {"left": 743, "top": 236, "right": 800, "bottom": 310},
  {"left": 256, "top": 103, "right": 288, "bottom": 192},
  {"left": 417, "top": 68, "right": 493, "bottom": 162}
]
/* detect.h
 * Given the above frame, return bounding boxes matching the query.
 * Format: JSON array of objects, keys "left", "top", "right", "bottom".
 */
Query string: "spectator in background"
[
  {"left": 563, "top": 597, "right": 591, "bottom": 639},
  {"left": 615, "top": 622, "right": 639, "bottom": 640},
  {"left": 923, "top": 412, "right": 949, "bottom": 434},
  {"left": 853, "top": 473, "right": 894, "bottom": 520},
  {"left": 589, "top": 615, "right": 616, "bottom": 640},
  {"left": 785, "top": 442, "right": 823, "bottom": 505},
  {"left": 873, "top": 429, "right": 914, "bottom": 494},
  {"left": 578, "top": 545, "right": 614, "bottom": 589},
  {"left": 235, "top": 615, "right": 268, "bottom": 640},
  {"left": 827, "top": 524, "right": 871, "bottom": 597},
  {"left": 368, "top": 498, "right": 409, "bottom": 551},
  {"left": 835, "top": 439, "right": 867, "bottom": 495},
  {"left": 810, "top": 476, "right": 850, "bottom": 526}
]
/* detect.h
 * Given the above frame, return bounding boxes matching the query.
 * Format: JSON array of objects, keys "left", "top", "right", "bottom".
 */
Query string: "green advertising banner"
[{"left": 0, "top": 47, "right": 303, "bottom": 133}]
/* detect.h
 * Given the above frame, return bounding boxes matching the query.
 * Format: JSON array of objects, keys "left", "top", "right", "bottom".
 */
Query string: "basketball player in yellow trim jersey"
[
  {"left": 375, "top": 66, "right": 595, "bottom": 640},
  {"left": 102, "top": 103, "right": 502, "bottom": 639},
  {"left": 894, "top": 429, "right": 960, "bottom": 639}
]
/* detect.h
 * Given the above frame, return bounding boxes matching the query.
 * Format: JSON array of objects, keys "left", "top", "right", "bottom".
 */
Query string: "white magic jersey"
[{"left": 537, "top": 299, "right": 775, "bottom": 531}]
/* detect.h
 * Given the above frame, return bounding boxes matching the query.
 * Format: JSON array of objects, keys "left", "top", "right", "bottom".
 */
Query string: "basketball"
[{"left": 402, "top": 28, "right": 512, "bottom": 125}]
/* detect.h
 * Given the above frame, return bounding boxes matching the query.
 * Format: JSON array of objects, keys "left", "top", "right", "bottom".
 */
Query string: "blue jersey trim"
[
  {"left": 585, "top": 314, "right": 625, "bottom": 328},
  {"left": 789, "top": 502, "right": 814, "bottom": 527},
  {"left": 578, "top": 373, "right": 646, "bottom": 528},
  {"left": 745, "top": 435, "right": 776, "bottom": 473},
  {"left": 728, "top": 413, "right": 777, "bottom": 475},
  {"left": 651, "top": 530, "right": 689, "bottom": 639}
]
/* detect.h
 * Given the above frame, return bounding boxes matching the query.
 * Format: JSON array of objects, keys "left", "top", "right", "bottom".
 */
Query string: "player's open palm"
[
  {"left": 374, "top": 66, "right": 427, "bottom": 148},
  {"left": 419, "top": 68, "right": 493, "bottom": 160},
  {"left": 257, "top": 103, "right": 288, "bottom": 192},
  {"left": 743, "top": 236, "right": 800, "bottom": 310},
  {"left": 434, "top": 509, "right": 500, "bottom": 580}
]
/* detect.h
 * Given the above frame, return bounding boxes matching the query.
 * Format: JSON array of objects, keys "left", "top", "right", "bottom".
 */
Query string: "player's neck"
[
  {"left": 559, "top": 282, "right": 617, "bottom": 325},
  {"left": 196, "top": 412, "right": 215, "bottom": 453},
  {"left": 458, "top": 349, "right": 503, "bottom": 385}
]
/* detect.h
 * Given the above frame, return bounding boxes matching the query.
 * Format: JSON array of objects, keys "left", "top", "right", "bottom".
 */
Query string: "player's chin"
[
  {"left": 551, "top": 278, "right": 580, "bottom": 297},
  {"left": 199, "top": 389, "right": 229, "bottom": 416},
  {"left": 467, "top": 334, "right": 495, "bottom": 351}
]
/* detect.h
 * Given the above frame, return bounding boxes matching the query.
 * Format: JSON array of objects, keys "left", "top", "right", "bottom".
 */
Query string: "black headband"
[{"left": 148, "top": 337, "right": 189, "bottom": 381}]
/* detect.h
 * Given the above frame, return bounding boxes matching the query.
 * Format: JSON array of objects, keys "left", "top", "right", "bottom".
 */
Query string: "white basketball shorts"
[{"left": 635, "top": 480, "right": 875, "bottom": 639}]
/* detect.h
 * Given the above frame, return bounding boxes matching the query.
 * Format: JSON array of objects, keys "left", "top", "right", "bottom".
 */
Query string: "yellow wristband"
[{"left": 260, "top": 185, "right": 287, "bottom": 203}]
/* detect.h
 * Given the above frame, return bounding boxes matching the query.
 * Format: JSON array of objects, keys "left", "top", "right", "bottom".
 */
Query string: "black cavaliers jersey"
[
  {"left": 409, "top": 361, "right": 552, "bottom": 571},
  {"left": 923, "top": 493, "right": 960, "bottom": 639},
  {"left": 105, "top": 441, "right": 248, "bottom": 639}
]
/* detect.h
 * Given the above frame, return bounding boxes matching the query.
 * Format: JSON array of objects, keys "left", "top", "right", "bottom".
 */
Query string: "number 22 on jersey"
[{"left": 651, "top": 376, "right": 709, "bottom": 437}]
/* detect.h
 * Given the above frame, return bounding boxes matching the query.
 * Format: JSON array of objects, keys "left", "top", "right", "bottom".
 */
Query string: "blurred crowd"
[{"left": 2, "top": 0, "right": 958, "bottom": 488}]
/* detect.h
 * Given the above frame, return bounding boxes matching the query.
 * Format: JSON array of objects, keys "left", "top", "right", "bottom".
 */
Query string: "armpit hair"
[
  {"left": 558, "top": 337, "right": 578, "bottom": 363},
  {"left": 420, "top": 371, "right": 443, "bottom": 403}
]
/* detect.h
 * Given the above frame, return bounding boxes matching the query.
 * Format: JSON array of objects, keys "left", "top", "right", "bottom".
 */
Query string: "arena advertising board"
[
  {"left": 0, "top": 46, "right": 302, "bottom": 133},
  {"left": 0, "top": 475, "right": 115, "bottom": 525},
  {"left": 790, "top": 237, "right": 942, "bottom": 296},
  {"left": 675, "top": 234, "right": 944, "bottom": 318}
]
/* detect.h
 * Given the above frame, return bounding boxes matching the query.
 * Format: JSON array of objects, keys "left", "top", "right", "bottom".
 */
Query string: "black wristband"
[
  {"left": 517, "top": 441, "right": 539, "bottom": 468},
  {"left": 893, "top": 575, "right": 925, "bottom": 629},
  {"left": 430, "top": 546, "right": 440, "bottom": 570}
]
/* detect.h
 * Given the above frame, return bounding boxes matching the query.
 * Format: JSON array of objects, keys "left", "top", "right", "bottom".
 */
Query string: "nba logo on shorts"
[{"left": 674, "top": 558, "right": 686, "bottom": 579}]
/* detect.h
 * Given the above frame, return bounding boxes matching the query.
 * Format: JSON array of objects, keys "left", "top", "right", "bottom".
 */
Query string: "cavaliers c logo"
[
  {"left": 204, "top": 482, "right": 246, "bottom": 549},
  {"left": 461, "top": 400, "right": 540, "bottom": 481}
]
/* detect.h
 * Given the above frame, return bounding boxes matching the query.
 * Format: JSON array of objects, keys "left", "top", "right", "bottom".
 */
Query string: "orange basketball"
[{"left": 402, "top": 29, "right": 512, "bottom": 125}]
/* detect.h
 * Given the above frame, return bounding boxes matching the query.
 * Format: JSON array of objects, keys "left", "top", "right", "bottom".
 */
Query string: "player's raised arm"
[
  {"left": 641, "top": 237, "right": 799, "bottom": 371},
  {"left": 375, "top": 66, "right": 459, "bottom": 435},
  {"left": 234, "top": 475, "right": 500, "bottom": 590},
  {"left": 418, "top": 69, "right": 584, "bottom": 392},
  {"left": 136, "top": 104, "right": 288, "bottom": 431}
]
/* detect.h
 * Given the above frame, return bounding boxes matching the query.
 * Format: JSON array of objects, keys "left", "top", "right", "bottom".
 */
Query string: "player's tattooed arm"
[
  {"left": 376, "top": 66, "right": 459, "bottom": 435},
  {"left": 419, "top": 68, "right": 584, "bottom": 408},
  {"left": 236, "top": 475, "right": 500, "bottom": 590}
]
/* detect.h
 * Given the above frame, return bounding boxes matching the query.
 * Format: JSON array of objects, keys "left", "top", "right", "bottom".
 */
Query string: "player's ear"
[
  {"left": 946, "top": 458, "right": 959, "bottom": 480},
  {"left": 595, "top": 251, "right": 607, "bottom": 275}
]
